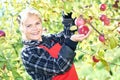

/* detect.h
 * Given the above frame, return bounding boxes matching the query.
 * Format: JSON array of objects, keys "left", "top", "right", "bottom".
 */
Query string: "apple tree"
[{"left": 0, "top": 0, "right": 120, "bottom": 80}]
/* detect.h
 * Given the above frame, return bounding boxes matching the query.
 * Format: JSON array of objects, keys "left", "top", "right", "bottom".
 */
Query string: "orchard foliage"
[{"left": 0, "top": 0, "right": 120, "bottom": 80}]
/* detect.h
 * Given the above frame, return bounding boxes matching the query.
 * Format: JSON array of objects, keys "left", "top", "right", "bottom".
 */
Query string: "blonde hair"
[{"left": 17, "top": 7, "right": 42, "bottom": 25}]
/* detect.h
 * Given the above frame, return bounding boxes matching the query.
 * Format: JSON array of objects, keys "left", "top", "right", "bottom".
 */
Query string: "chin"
[
  {"left": 31, "top": 36, "right": 41, "bottom": 41},
  {"left": 31, "top": 38, "right": 40, "bottom": 40}
]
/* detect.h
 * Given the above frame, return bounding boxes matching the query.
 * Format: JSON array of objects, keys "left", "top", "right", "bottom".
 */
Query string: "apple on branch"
[
  {"left": 99, "top": 34, "right": 105, "bottom": 42},
  {"left": 100, "top": 14, "right": 107, "bottom": 22},
  {"left": 78, "top": 25, "right": 89, "bottom": 35},
  {"left": 103, "top": 18, "right": 110, "bottom": 26},
  {"left": 75, "top": 15, "right": 86, "bottom": 27},
  {"left": 100, "top": 4, "right": 107, "bottom": 11},
  {"left": 0, "top": 30, "right": 5, "bottom": 37},
  {"left": 92, "top": 55, "right": 100, "bottom": 63}
]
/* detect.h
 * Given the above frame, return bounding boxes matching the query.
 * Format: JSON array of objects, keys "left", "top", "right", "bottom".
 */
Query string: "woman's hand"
[{"left": 70, "top": 28, "right": 92, "bottom": 42}]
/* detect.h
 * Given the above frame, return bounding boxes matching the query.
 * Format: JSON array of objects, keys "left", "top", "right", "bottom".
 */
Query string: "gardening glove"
[{"left": 62, "top": 11, "right": 77, "bottom": 38}]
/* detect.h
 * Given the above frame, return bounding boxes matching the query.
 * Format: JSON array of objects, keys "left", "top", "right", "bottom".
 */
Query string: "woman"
[{"left": 17, "top": 7, "right": 91, "bottom": 80}]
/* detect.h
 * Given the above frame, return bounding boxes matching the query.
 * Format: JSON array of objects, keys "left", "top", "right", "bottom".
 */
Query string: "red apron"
[{"left": 38, "top": 43, "right": 78, "bottom": 80}]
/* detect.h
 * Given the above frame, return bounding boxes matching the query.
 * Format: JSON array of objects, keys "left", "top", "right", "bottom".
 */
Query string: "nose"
[{"left": 32, "top": 25, "right": 38, "bottom": 31}]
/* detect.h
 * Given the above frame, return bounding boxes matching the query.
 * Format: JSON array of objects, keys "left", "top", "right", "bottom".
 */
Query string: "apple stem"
[
  {"left": 110, "top": 18, "right": 120, "bottom": 21},
  {"left": 88, "top": 22, "right": 102, "bottom": 35},
  {"left": 109, "top": 62, "right": 120, "bottom": 66}
]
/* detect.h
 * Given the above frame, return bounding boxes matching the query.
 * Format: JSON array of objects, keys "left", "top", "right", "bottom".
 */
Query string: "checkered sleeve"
[
  {"left": 47, "top": 31, "right": 65, "bottom": 44},
  {"left": 48, "top": 32, "right": 78, "bottom": 51},
  {"left": 21, "top": 45, "right": 74, "bottom": 76}
]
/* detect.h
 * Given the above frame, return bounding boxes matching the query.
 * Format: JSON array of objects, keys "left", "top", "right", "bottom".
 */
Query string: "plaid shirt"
[{"left": 21, "top": 32, "right": 77, "bottom": 80}]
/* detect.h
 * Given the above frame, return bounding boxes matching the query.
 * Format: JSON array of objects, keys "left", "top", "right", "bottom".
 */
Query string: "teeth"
[
  {"left": 33, "top": 33, "right": 38, "bottom": 35},
  {"left": 32, "top": 34, "right": 38, "bottom": 35},
  {"left": 31, "top": 32, "right": 39, "bottom": 35}
]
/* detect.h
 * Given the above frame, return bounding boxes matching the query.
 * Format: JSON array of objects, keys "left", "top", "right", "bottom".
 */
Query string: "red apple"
[
  {"left": 104, "top": 18, "right": 110, "bottom": 26},
  {"left": 100, "top": 14, "right": 107, "bottom": 21},
  {"left": 99, "top": 34, "right": 105, "bottom": 42},
  {"left": 75, "top": 17, "right": 85, "bottom": 27},
  {"left": 78, "top": 25, "right": 89, "bottom": 35},
  {"left": 100, "top": 4, "right": 107, "bottom": 11},
  {"left": 92, "top": 56, "right": 99, "bottom": 63},
  {"left": 0, "top": 30, "right": 5, "bottom": 37}
]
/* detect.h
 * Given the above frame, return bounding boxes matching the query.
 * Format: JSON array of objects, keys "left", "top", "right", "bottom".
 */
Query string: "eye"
[
  {"left": 26, "top": 24, "right": 31, "bottom": 28},
  {"left": 36, "top": 22, "right": 41, "bottom": 25}
]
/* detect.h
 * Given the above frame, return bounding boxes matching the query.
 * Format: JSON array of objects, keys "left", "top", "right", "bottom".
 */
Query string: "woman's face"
[{"left": 22, "top": 14, "right": 43, "bottom": 41}]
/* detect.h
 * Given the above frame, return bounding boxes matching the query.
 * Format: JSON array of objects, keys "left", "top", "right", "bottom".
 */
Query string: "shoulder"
[{"left": 21, "top": 46, "right": 40, "bottom": 57}]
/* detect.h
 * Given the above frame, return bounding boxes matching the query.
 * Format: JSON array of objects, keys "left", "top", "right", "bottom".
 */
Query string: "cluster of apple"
[
  {"left": 75, "top": 1, "right": 120, "bottom": 44},
  {"left": 74, "top": 17, "right": 99, "bottom": 63},
  {"left": 74, "top": 1, "right": 120, "bottom": 63},
  {"left": 93, "top": 1, "right": 120, "bottom": 63},
  {"left": 99, "top": 2, "right": 120, "bottom": 42},
  {"left": 74, "top": 3, "right": 110, "bottom": 43},
  {"left": 74, "top": 15, "right": 89, "bottom": 35},
  {"left": 99, "top": 3, "right": 110, "bottom": 43},
  {"left": 100, "top": 3, "right": 111, "bottom": 26}
]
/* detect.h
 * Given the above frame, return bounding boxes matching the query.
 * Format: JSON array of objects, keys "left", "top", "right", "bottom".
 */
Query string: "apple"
[
  {"left": 100, "top": 14, "right": 107, "bottom": 21},
  {"left": 99, "top": 34, "right": 105, "bottom": 42},
  {"left": 100, "top": 4, "right": 107, "bottom": 11},
  {"left": 103, "top": 18, "right": 110, "bottom": 26},
  {"left": 99, "top": 15, "right": 110, "bottom": 26},
  {"left": 75, "top": 17, "right": 86, "bottom": 27},
  {"left": 92, "top": 56, "right": 99, "bottom": 63},
  {"left": 78, "top": 25, "right": 89, "bottom": 35},
  {"left": 0, "top": 30, "right": 5, "bottom": 37}
]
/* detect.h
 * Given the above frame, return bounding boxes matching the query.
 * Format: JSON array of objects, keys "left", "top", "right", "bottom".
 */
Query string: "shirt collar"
[
  {"left": 22, "top": 36, "right": 46, "bottom": 46},
  {"left": 22, "top": 40, "right": 42, "bottom": 46}
]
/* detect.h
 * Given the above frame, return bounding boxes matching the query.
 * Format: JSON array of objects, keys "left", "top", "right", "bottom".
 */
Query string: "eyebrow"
[
  {"left": 24, "top": 20, "right": 41, "bottom": 26},
  {"left": 26, "top": 24, "right": 32, "bottom": 27}
]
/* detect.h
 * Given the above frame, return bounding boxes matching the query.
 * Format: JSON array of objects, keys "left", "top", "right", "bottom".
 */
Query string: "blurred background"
[{"left": 0, "top": 0, "right": 120, "bottom": 80}]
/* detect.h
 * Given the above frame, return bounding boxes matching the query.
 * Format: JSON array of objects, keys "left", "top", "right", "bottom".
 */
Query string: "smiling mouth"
[{"left": 31, "top": 32, "right": 40, "bottom": 35}]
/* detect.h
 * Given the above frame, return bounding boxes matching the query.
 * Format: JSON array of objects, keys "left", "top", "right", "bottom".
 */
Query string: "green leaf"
[
  {"left": 100, "top": 58, "right": 110, "bottom": 71},
  {"left": 0, "top": 53, "right": 6, "bottom": 62},
  {"left": 108, "top": 36, "right": 118, "bottom": 49},
  {"left": 70, "top": 25, "right": 77, "bottom": 31},
  {"left": 0, "top": 62, "right": 5, "bottom": 68},
  {"left": 12, "top": 70, "right": 23, "bottom": 80},
  {"left": 78, "top": 54, "right": 84, "bottom": 60},
  {"left": 1, "top": 72, "right": 9, "bottom": 80},
  {"left": 98, "top": 49, "right": 105, "bottom": 57}
]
